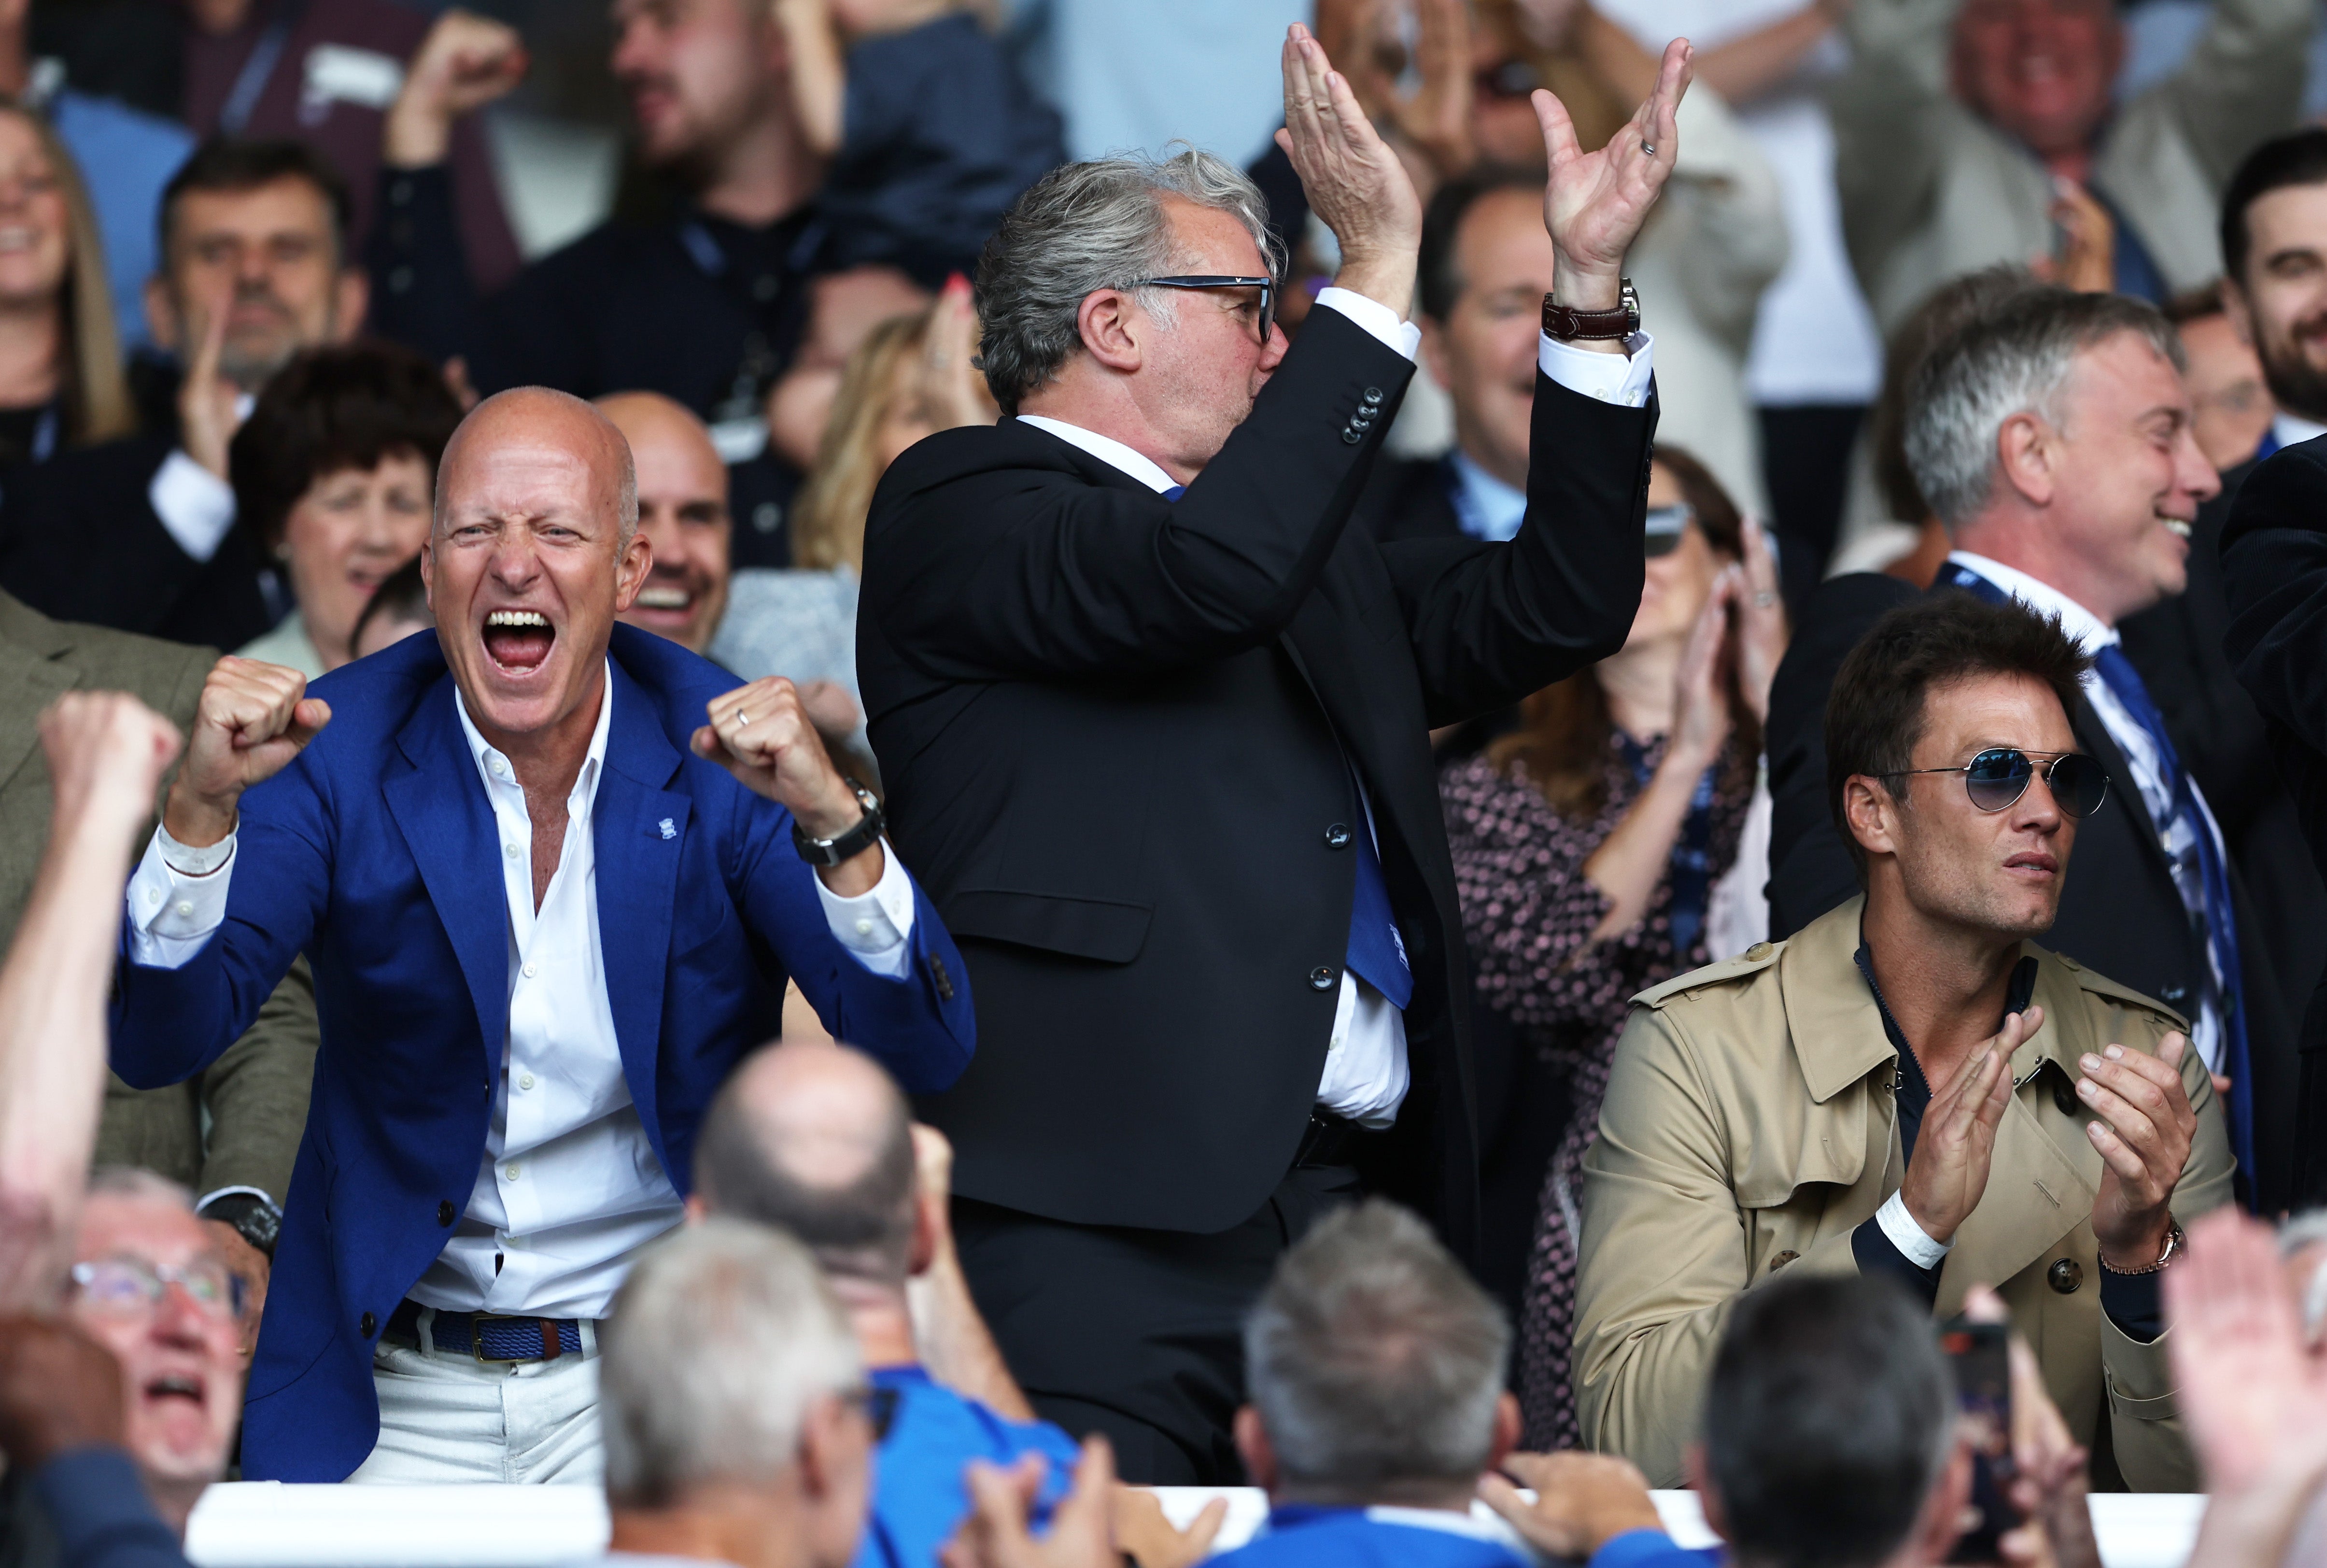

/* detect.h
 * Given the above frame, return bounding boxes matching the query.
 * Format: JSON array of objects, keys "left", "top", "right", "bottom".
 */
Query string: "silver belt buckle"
[{"left": 468, "top": 1312, "right": 554, "bottom": 1363}]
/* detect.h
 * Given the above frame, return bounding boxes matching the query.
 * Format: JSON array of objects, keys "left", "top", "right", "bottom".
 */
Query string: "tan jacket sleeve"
[
  {"left": 1829, "top": 0, "right": 1959, "bottom": 295},
  {"left": 2137, "top": 0, "right": 2312, "bottom": 190},
  {"left": 1573, "top": 1005, "right": 1860, "bottom": 1484},
  {"left": 2104, "top": 1036, "right": 2234, "bottom": 1493},
  {"left": 193, "top": 958, "right": 318, "bottom": 1209}
]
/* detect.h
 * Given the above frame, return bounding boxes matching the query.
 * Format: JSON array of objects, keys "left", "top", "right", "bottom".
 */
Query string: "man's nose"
[
  {"left": 2016, "top": 769, "right": 2067, "bottom": 832},
  {"left": 2177, "top": 425, "right": 2224, "bottom": 504}
]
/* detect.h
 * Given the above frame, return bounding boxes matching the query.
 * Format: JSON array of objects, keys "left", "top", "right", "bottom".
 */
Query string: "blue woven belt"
[{"left": 383, "top": 1298, "right": 589, "bottom": 1361}]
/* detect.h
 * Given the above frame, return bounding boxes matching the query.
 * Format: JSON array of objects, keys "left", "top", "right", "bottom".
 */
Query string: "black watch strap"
[
  {"left": 198, "top": 1192, "right": 282, "bottom": 1258},
  {"left": 792, "top": 782, "right": 886, "bottom": 868}
]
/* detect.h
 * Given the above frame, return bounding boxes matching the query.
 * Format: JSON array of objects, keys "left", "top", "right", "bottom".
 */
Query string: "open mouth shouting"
[{"left": 483, "top": 608, "right": 556, "bottom": 674}]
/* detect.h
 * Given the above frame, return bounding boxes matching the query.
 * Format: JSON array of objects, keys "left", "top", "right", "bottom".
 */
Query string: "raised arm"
[
  {"left": 0, "top": 695, "right": 182, "bottom": 1309},
  {"left": 1828, "top": 0, "right": 1957, "bottom": 310},
  {"left": 2142, "top": 0, "right": 2312, "bottom": 192}
]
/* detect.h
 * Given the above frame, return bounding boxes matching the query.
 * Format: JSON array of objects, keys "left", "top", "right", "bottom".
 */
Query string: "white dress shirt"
[
  {"left": 1021, "top": 287, "right": 1655, "bottom": 1128},
  {"left": 2273, "top": 410, "right": 2327, "bottom": 453},
  {"left": 126, "top": 663, "right": 919, "bottom": 1317},
  {"left": 145, "top": 392, "right": 254, "bottom": 565},
  {"left": 1947, "top": 551, "right": 2231, "bottom": 1071}
]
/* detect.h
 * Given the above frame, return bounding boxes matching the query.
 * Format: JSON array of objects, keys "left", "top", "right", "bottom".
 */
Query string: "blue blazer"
[{"left": 109, "top": 625, "right": 976, "bottom": 1481}]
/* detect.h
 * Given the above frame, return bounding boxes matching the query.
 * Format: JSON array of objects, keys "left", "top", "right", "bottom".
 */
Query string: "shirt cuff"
[
  {"left": 1315, "top": 286, "right": 1422, "bottom": 362},
  {"left": 195, "top": 1184, "right": 279, "bottom": 1218},
  {"left": 147, "top": 449, "right": 237, "bottom": 564},
  {"left": 813, "top": 838, "right": 916, "bottom": 980},
  {"left": 125, "top": 825, "right": 235, "bottom": 968},
  {"left": 1538, "top": 329, "right": 1655, "bottom": 408},
  {"left": 1876, "top": 1189, "right": 1952, "bottom": 1269}
]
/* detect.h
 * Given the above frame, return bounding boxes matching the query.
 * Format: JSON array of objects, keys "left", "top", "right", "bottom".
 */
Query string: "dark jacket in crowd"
[
  {"left": 859, "top": 308, "right": 1656, "bottom": 1249},
  {"left": 1764, "top": 570, "right": 2302, "bottom": 1212},
  {"left": 2218, "top": 434, "right": 2327, "bottom": 1206},
  {"left": 0, "top": 1449, "right": 192, "bottom": 1568}
]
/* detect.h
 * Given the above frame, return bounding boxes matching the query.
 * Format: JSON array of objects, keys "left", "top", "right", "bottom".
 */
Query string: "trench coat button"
[
  {"left": 1744, "top": 942, "right": 1774, "bottom": 961},
  {"left": 1310, "top": 966, "right": 1338, "bottom": 991},
  {"left": 2053, "top": 1078, "right": 2079, "bottom": 1118},
  {"left": 1766, "top": 1250, "right": 1800, "bottom": 1273},
  {"left": 360, "top": 1311, "right": 378, "bottom": 1337},
  {"left": 2048, "top": 1258, "right": 2083, "bottom": 1295},
  {"left": 438, "top": 1200, "right": 456, "bottom": 1227},
  {"left": 1325, "top": 823, "right": 1352, "bottom": 849}
]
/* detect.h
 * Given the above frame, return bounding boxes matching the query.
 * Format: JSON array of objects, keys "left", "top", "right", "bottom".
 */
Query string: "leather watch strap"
[{"left": 1542, "top": 278, "right": 1641, "bottom": 341}]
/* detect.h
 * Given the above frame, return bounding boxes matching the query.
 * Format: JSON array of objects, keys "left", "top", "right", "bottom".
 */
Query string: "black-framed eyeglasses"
[
  {"left": 1132, "top": 275, "right": 1277, "bottom": 344},
  {"left": 69, "top": 1256, "right": 246, "bottom": 1319},
  {"left": 1880, "top": 748, "right": 2110, "bottom": 819}
]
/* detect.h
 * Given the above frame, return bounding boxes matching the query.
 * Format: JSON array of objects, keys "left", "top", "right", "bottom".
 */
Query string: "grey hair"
[
  {"left": 434, "top": 387, "right": 641, "bottom": 546},
  {"left": 1903, "top": 287, "right": 2185, "bottom": 531},
  {"left": 599, "top": 1219, "right": 862, "bottom": 1509},
  {"left": 85, "top": 1167, "right": 195, "bottom": 1210},
  {"left": 1243, "top": 1201, "right": 1509, "bottom": 1498},
  {"left": 974, "top": 147, "right": 1285, "bottom": 415},
  {"left": 2281, "top": 1209, "right": 2327, "bottom": 1341}
]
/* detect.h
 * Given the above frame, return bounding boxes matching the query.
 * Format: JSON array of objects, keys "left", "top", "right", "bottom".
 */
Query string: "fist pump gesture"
[
  {"left": 164, "top": 658, "right": 331, "bottom": 848},
  {"left": 692, "top": 677, "right": 883, "bottom": 896}
]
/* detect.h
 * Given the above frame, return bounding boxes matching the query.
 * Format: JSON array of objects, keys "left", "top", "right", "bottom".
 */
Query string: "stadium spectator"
[
  {"left": 346, "top": 551, "right": 429, "bottom": 660},
  {"left": 0, "top": 139, "right": 367, "bottom": 650},
  {"left": 1766, "top": 285, "right": 2304, "bottom": 1212},
  {"left": 0, "top": 99, "right": 132, "bottom": 471},
  {"left": 1831, "top": 0, "right": 2311, "bottom": 337},
  {"left": 106, "top": 388, "right": 973, "bottom": 1483},
  {"left": 1580, "top": 592, "right": 2234, "bottom": 1491},
  {"left": 579, "top": 1221, "right": 875, "bottom": 1568},
  {"left": 230, "top": 342, "right": 463, "bottom": 678},
  {"left": 2168, "top": 284, "right": 2273, "bottom": 473},
  {"left": 599, "top": 391, "right": 731, "bottom": 661},
  {"left": 1438, "top": 446, "right": 1780, "bottom": 1448},
  {"left": 691, "top": 1039, "right": 1080, "bottom": 1568}
]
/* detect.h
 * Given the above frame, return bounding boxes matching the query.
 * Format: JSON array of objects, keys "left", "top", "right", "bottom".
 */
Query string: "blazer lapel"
[
  {"left": 381, "top": 676, "right": 509, "bottom": 1074},
  {"left": 592, "top": 660, "right": 691, "bottom": 1138}
]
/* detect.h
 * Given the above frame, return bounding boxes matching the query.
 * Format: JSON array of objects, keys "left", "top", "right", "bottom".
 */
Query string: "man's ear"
[
  {"left": 145, "top": 275, "right": 180, "bottom": 353},
  {"left": 2221, "top": 272, "right": 2259, "bottom": 350},
  {"left": 332, "top": 268, "right": 370, "bottom": 342},
  {"left": 1993, "top": 410, "right": 2058, "bottom": 509},
  {"left": 1484, "top": 1392, "right": 1521, "bottom": 1474},
  {"left": 906, "top": 1184, "right": 939, "bottom": 1278},
  {"left": 1075, "top": 289, "right": 1144, "bottom": 376},
  {"left": 1233, "top": 1406, "right": 1279, "bottom": 1493},
  {"left": 1843, "top": 774, "right": 1902, "bottom": 863},
  {"left": 613, "top": 525, "right": 655, "bottom": 610},
  {"left": 1681, "top": 1444, "right": 1731, "bottom": 1544}
]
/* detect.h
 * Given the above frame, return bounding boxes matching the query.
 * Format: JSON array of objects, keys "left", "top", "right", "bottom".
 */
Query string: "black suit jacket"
[
  {"left": 0, "top": 430, "right": 273, "bottom": 651},
  {"left": 859, "top": 310, "right": 1656, "bottom": 1248},
  {"left": 1767, "top": 569, "right": 2299, "bottom": 1209}
]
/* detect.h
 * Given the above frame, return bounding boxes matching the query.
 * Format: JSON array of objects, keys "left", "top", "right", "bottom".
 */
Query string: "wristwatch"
[
  {"left": 198, "top": 1192, "right": 282, "bottom": 1259},
  {"left": 792, "top": 781, "right": 886, "bottom": 868},
  {"left": 1543, "top": 278, "right": 1641, "bottom": 341},
  {"left": 2100, "top": 1216, "right": 2185, "bottom": 1276}
]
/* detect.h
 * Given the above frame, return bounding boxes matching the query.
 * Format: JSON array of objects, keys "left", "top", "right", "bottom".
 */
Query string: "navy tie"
[
  {"left": 1162, "top": 485, "right": 1186, "bottom": 501},
  {"left": 1344, "top": 818, "right": 1413, "bottom": 1011}
]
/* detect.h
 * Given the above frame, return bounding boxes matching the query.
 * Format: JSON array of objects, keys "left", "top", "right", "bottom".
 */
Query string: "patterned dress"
[{"left": 1440, "top": 735, "right": 1750, "bottom": 1449}]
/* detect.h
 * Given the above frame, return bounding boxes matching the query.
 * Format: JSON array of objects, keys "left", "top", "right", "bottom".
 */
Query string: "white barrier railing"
[{"left": 184, "top": 1482, "right": 2206, "bottom": 1568}]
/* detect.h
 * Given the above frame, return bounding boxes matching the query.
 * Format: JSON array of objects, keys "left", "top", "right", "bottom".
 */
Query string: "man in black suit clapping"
[{"left": 858, "top": 23, "right": 1693, "bottom": 1482}]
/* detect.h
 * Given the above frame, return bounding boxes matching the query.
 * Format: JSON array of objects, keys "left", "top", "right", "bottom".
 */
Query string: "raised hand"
[
  {"left": 692, "top": 678, "right": 879, "bottom": 891},
  {"left": 1668, "top": 569, "right": 1736, "bottom": 770},
  {"left": 1897, "top": 1006, "right": 2036, "bottom": 1245},
  {"left": 37, "top": 692, "right": 183, "bottom": 841},
  {"left": 176, "top": 286, "right": 242, "bottom": 481},
  {"left": 942, "top": 1438, "right": 1122, "bottom": 1568},
  {"left": 1731, "top": 516, "right": 1788, "bottom": 725},
  {"left": 1480, "top": 1451, "right": 1665, "bottom": 1560},
  {"left": 2077, "top": 1034, "right": 2196, "bottom": 1271},
  {"left": 1110, "top": 1487, "right": 1227, "bottom": 1568},
  {"left": 163, "top": 657, "right": 331, "bottom": 848},
  {"left": 0, "top": 1316, "right": 123, "bottom": 1468},
  {"left": 1535, "top": 37, "right": 1693, "bottom": 314},
  {"left": 384, "top": 9, "right": 528, "bottom": 169},
  {"left": 1273, "top": 24, "right": 1423, "bottom": 317},
  {"left": 2165, "top": 1210, "right": 2327, "bottom": 1509}
]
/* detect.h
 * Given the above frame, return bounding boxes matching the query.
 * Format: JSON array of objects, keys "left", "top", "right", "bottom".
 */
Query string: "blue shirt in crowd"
[
  {"left": 857, "top": 1364, "right": 1080, "bottom": 1568},
  {"left": 1208, "top": 1505, "right": 1533, "bottom": 1568}
]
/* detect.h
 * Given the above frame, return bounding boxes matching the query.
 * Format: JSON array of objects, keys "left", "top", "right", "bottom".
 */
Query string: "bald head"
[
  {"left": 440, "top": 387, "right": 639, "bottom": 546},
  {"left": 694, "top": 1041, "right": 917, "bottom": 1287},
  {"left": 596, "top": 392, "right": 733, "bottom": 655}
]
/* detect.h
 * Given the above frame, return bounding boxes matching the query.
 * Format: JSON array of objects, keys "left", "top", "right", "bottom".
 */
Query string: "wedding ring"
[
  {"left": 1755, "top": 592, "right": 1776, "bottom": 608},
  {"left": 1642, "top": 141, "right": 1657, "bottom": 156},
  {"left": 735, "top": 710, "right": 751, "bottom": 728}
]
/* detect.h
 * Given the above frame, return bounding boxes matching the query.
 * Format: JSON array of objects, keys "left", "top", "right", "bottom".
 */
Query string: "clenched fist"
[
  {"left": 37, "top": 692, "right": 183, "bottom": 842},
  {"left": 163, "top": 657, "right": 331, "bottom": 848},
  {"left": 691, "top": 677, "right": 881, "bottom": 894}
]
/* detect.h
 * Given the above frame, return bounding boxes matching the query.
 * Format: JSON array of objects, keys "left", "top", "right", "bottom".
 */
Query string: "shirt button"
[
  {"left": 522, "top": 961, "right": 538, "bottom": 979},
  {"left": 518, "top": 1073, "right": 536, "bottom": 1091},
  {"left": 855, "top": 918, "right": 874, "bottom": 936},
  {"left": 175, "top": 901, "right": 194, "bottom": 917},
  {"left": 504, "top": 1164, "right": 521, "bottom": 1181},
  {"left": 1595, "top": 387, "right": 1615, "bottom": 402},
  {"left": 147, "top": 888, "right": 161, "bottom": 905},
  {"left": 490, "top": 757, "right": 508, "bottom": 777},
  {"left": 505, "top": 843, "right": 520, "bottom": 859}
]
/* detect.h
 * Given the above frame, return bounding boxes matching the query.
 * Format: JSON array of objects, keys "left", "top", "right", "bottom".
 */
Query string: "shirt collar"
[
  {"left": 1445, "top": 449, "right": 1527, "bottom": 543},
  {"left": 1945, "top": 551, "right": 2118, "bottom": 652},
  {"left": 2276, "top": 410, "right": 2327, "bottom": 451},
  {"left": 453, "top": 657, "right": 615, "bottom": 813},
  {"left": 1013, "top": 415, "right": 1180, "bottom": 494}
]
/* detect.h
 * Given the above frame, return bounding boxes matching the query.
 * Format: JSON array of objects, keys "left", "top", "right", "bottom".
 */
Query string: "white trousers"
[{"left": 346, "top": 1337, "right": 603, "bottom": 1484}]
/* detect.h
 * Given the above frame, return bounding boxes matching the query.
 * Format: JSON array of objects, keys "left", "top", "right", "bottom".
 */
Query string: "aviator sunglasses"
[
  {"left": 1133, "top": 275, "right": 1277, "bottom": 344},
  {"left": 1880, "top": 748, "right": 2110, "bottom": 819}
]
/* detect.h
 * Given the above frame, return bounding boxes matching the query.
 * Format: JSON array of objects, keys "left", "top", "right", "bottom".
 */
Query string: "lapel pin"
[{"left": 658, "top": 818, "right": 677, "bottom": 840}]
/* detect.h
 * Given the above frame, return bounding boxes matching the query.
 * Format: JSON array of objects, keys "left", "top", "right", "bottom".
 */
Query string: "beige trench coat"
[{"left": 1572, "top": 896, "right": 2234, "bottom": 1491}]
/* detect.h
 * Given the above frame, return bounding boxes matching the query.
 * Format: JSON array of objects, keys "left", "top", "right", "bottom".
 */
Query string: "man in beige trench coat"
[{"left": 1574, "top": 593, "right": 2233, "bottom": 1492}]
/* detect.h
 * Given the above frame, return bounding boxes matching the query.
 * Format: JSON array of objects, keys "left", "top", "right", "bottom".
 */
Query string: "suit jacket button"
[
  {"left": 2047, "top": 1258, "right": 2082, "bottom": 1294},
  {"left": 360, "top": 1311, "right": 378, "bottom": 1337},
  {"left": 1342, "top": 428, "right": 1363, "bottom": 445},
  {"left": 926, "top": 954, "right": 957, "bottom": 1002},
  {"left": 1766, "top": 1250, "right": 1800, "bottom": 1273},
  {"left": 1325, "top": 823, "right": 1352, "bottom": 849},
  {"left": 1362, "top": 387, "right": 1383, "bottom": 405},
  {"left": 438, "top": 1200, "right": 456, "bottom": 1226},
  {"left": 1310, "top": 965, "right": 1337, "bottom": 990}
]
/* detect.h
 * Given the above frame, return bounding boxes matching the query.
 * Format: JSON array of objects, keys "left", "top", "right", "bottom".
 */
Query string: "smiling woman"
[
  {"left": 230, "top": 341, "right": 466, "bottom": 676},
  {"left": 0, "top": 99, "right": 132, "bottom": 468}
]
